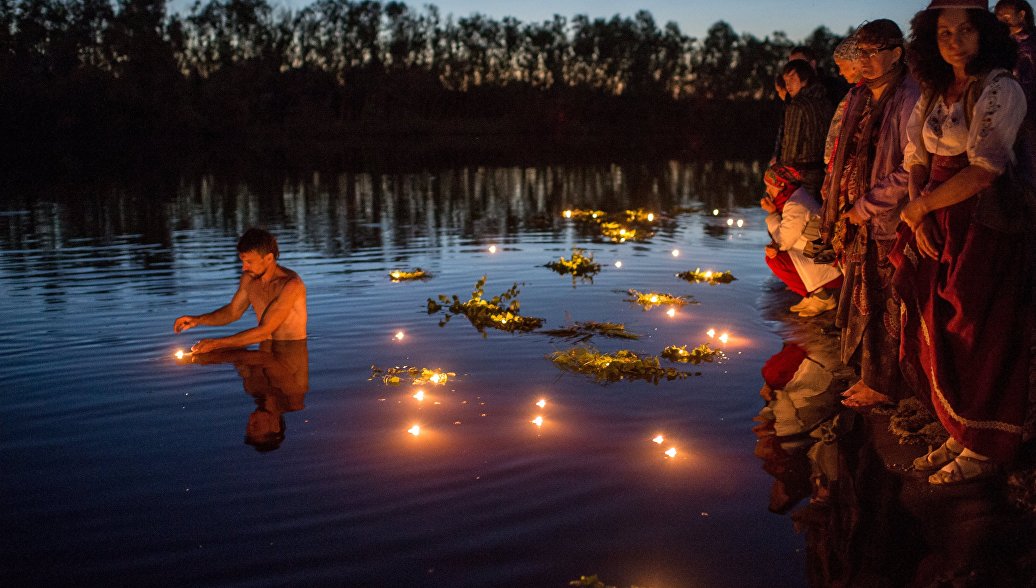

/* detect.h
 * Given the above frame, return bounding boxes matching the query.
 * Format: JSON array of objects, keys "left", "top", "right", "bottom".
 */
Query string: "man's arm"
[
  {"left": 174, "top": 275, "right": 252, "bottom": 334},
  {"left": 191, "top": 278, "right": 304, "bottom": 353}
]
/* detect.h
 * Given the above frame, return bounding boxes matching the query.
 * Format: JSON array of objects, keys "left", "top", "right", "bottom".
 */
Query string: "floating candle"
[
  {"left": 665, "top": 447, "right": 678, "bottom": 458},
  {"left": 531, "top": 416, "right": 544, "bottom": 427},
  {"left": 719, "top": 333, "right": 729, "bottom": 344},
  {"left": 666, "top": 308, "right": 676, "bottom": 318},
  {"left": 390, "top": 271, "right": 402, "bottom": 279},
  {"left": 536, "top": 399, "right": 546, "bottom": 408},
  {"left": 671, "top": 249, "right": 680, "bottom": 257},
  {"left": 429, "top": 373, "right": 442, "bottom": 384},
  {"left": 712, "top": 209, "right": 719, "bottom": 216},
  {"left": 563, "top": 210, "right": 573, "bottom": 218},
  {"left": 394, "top": 331, "right": 405, "bottom": 341},
  {"left": 488, "top": 245, "right": 497, "bottom": 253},
  {"left": 652, "top": 435, "right": 664, "bottom": 444},
  {"left": 408, "top": 425, "right": 421, "bottom": 436},
  {"left": 706, "top": 328, "right": 716, "bottom": 338},
  {"left": 614, "top": 261, "right": 623, "bottom": 268},
  {"left": 649, "top": 295, "right": 659, "bottom": 304},
  {"left": 736, "top": 219, "right": 745, "bottom": 228},
  {"left": 413, "top": 390, "right": 425, "bottom": 401},
  {"left": 647, "top": 213, "right": 655, "bottom": 222},
  {"left": 726, "top": 218, "right": 734, "bottom": 226}
]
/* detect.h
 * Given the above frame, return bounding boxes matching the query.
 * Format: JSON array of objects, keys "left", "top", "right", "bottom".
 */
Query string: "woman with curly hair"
[{"left": 892, "top": 0, "right": 1031, "bottom": 485}]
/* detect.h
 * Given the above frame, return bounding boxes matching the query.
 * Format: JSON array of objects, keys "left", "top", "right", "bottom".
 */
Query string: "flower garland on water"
[
  {"left": 625, "top": 289, "right": 696, "bottom": 310},
  {"left": 675, "top": 268, "right": 736, "bottom": 285},
  {"left": 389, "top": 268, "right": 431, "bottom": 281},
  {"left": 562, "top": 208, "right": 661, "bottom": 243},
  {"left": 544, "top": 248, "right": 601, "bottom": 280},
  {"left": 426, "top": 275, "right": 544, "bottom": 336},
  {"left": 369, "top": 365, "right": 455, "bottom": 386},
  {"left": 542, "top": 321, "right": 640, "bottom": 343},
  {"left": 661, "top": 344, "right": 722, "bottom": 364},
  {"left": 548, "top": 347, "right": 690, "bottom": 384}
]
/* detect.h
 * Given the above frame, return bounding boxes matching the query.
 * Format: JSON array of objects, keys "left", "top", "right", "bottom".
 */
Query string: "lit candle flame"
[
  {"left": 665, "top": 447, "right": 678, "bottom": 458},
  {"left": 736, "top": 219, "right": 745, "bottom": 228},
  {"left": 614, "top": 261, "right": 623, "bottom": 268},
  {"left": 413, "top": 390, "right": 425, "bottom": 401},
  {"left": 619, "top": 228, "right": 627, "bottom": 236},
  {"left": 712, "top": 209, "right": 719, "bottom": 216},
  {"left": 536, "top": 399, "right": 546, "bottom": 408},
  {"left": 707, "top": 328, "right": 716, "bottom": 338},
  {"left": 408, "top": 425, "right": 421, "bottom": 436},
  {"left": 666, "top": 308, "right": 676, "bottom": 318},
  {"left": 394, "top": 331, "right": 405, "bottom": 341},
  {"left": 652, "top": 435, "right": 664, "bottom": 444},
  {"left": 531, "top": 416, "right": 544, "bottom": 427},
  {"left": 649, "top": 295, "right": 659, "bottom": 304},
  {"left": 671, "top": 249, "right": 680, "bottom": 257},
  {"left": 488, "top": 245, "right": 497, "bottom": 254},
  {"left": 719, "top": 332, "right": 729, "bottom": 344},
  {"left": 647, "top": 213, "right": 655, "bottom": 222},
  {"left": 704, "top": 271, "right": 713, "bottom": 279},
  {"left": 429, "top": 373, "right": 442, "bottom": 384},
  {"left": 726, "top": 218, "right": 734, "bottom": 226},
  {"left": 591, "top": 213, "right": 598, "bottom": 219},
  {"left": 563, "top": 209, "right": 573, "bottom": 218},
  {"left": 390, "top": 271, "right": 402, "bottom": 279},
  {"left": 174, "top": 350, "right": 187, "bottom": 359}
]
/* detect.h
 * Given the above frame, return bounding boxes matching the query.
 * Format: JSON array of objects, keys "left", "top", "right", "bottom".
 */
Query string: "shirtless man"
[{"left": 174, "top": 228, "right": 306, "bottom": 353}]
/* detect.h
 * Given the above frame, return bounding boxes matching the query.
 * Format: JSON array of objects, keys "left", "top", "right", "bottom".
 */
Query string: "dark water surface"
[{"left": 2, "top": 161, "right": 813, "bottom": 586}]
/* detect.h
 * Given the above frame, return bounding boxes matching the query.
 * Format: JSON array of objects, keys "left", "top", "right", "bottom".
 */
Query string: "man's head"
[
  {"left": 245, "top": 409, "right": 286, "bottom": 452},
  {"left": 781, "top": 59, "right": 816, "bottom": 97},
  {"left": 788, "top": 45, "right": 819, "bottom": 69},
  {"left": 855, "top": 19, "right": 905, "bottom": 81},
  {"left": 995, "top": 0, "right": 1035, "bottom": 32},
  {"left": 236, "top": 228, "right": 279, "bottom": 279}
]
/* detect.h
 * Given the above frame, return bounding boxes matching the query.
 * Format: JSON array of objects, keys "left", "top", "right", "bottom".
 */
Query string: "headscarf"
[{"left": 764, "top": 164, "right": 804, "bottom": 213}]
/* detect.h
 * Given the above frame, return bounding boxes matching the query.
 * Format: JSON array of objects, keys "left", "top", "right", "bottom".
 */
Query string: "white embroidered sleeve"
[{"left": 968, "top": 76, "right": 1026, "bottom": 174}]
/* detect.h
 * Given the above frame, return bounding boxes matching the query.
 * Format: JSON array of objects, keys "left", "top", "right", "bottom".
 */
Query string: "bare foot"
[
  {"left": 840, "top": 379, "right": 868, "bottom": 398},
  {"left": 841, "top": 382, "right": 893, "bottom": 408}
]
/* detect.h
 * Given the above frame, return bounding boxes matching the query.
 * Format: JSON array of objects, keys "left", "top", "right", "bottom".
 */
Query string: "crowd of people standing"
[{"left": 760, "top": 0, "right": 1035, "bottom": 486}]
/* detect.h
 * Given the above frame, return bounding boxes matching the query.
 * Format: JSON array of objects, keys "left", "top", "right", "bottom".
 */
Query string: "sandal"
[
  {"left": 912, "top": 439, "right": 962, "bottom": 472},
  {"left": 927, "top": 455, "right": 999, "bottom": 486}
]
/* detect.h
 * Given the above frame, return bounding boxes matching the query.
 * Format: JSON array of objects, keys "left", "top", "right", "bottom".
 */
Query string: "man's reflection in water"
[
  {"left": 192, "top": 340, "right": 309, "bottom": 452},
  {"left": 754, "top": 342, "right": 1035, "bottom": 585}
]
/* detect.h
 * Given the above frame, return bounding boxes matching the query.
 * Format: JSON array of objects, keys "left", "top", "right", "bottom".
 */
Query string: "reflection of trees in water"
[{"left": 0, "top": 160, "right": 763, "bottom": 299}]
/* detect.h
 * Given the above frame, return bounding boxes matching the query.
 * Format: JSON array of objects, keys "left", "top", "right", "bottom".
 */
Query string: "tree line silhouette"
[{"left": 0, "top": 0, "right": 849, "bottom": 169}]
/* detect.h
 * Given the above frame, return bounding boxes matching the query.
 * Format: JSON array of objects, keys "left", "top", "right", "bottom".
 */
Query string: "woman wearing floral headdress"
[{"left": 893, "top": 0, "right": 1031, "bottom": 485}]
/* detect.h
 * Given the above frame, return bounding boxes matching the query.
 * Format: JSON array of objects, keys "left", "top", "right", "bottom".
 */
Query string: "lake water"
[{"left": 2, "top": 160, "right": 825, "bottom": 586}]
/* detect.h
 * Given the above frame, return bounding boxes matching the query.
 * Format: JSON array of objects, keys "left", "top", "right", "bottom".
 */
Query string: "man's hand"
[
  {"left": 765, "top": 244, "right": 779, "bottom": 259},
  {"left": 191, "top": 339, "right": 221, "bottom": 354},
  {"left": 174, "top": 315, "right": 200, "bottom": 334}
]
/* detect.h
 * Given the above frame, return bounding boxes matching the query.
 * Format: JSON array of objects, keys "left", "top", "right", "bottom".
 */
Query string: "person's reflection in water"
[
  {"left": 755, "top": 342, "right": 840, "bottom": 514},
  {"left": 191, "top": 340, "right": 309, "bottom": 452}
]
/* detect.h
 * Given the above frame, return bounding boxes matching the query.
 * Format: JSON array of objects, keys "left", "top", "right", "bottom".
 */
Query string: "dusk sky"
[{"left": 176, "top": 0, "right": 933, "bottom": 42}]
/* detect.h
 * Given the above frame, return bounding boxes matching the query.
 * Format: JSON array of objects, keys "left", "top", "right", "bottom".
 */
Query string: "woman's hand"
[
  {"left": 760, "top": 196, "right": 777, "bottom": 213},
  {"left": 844, "top": 206, "right": 866, "bottom": 226},
  {"left": 900, "top": 198, "right": 929, "bottom": 231},
  {"left": 914, "top": 217, "right": 943, "bottom": 260},
  {"left": 764, "top": 244, "right": 778, "bottom": 259}
]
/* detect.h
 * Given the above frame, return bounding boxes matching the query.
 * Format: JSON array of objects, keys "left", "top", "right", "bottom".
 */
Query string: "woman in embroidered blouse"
[{"left": 893, "top": 0, "right": 1030, "bottom": 485}]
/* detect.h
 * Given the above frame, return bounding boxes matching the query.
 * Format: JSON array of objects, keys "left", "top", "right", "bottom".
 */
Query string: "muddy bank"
[{"left": 755, "top": 280, "right": 1036, "bottom": 586}]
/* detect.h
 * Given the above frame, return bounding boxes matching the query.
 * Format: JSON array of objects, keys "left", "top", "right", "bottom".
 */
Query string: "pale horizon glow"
[{"left": 178, "top": 0, "right": 923, "bottom": 43}]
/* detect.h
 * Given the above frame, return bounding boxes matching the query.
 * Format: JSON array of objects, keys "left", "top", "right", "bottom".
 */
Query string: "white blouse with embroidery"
[{"left": 903, "top": 70, "right": 1026, "bottom": 174}]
